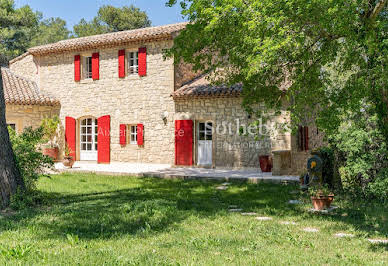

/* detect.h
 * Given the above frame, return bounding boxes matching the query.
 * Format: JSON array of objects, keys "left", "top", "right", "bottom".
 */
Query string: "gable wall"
[{"left": 29, "top": 40, "right": 176, "bottom": 163}]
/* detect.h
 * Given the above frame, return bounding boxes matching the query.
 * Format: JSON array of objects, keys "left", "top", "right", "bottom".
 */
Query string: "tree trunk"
[{"left": 0, "top": 74, "right": 24, "bottom": 208}]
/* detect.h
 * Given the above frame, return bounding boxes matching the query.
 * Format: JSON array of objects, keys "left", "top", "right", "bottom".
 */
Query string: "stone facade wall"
[
  {"left": 174, "top": 98, "right": 291, "bottom": 169},
  {"left": 174, "top": 60, "right": 199, "bottom": 89},
  {"left": 9, "top": 54, "right": 40, "bottom": 85},
  {"left": 290, "top": 125, "right": 325, "bottom": 175},
  {"left": 5, "top": 104, "right": 60, "bottom": 134},
  {"left": 12, "top": 40, "right": 177, "bottom": 164}
]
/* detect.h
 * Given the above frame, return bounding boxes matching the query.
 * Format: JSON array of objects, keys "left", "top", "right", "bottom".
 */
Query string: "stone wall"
[
  {"left": 174, "top": 97, "right": 291, "bottom": 169},
  {"left": 5, "top": 104, "right": 60, "bottom": 134},
  {"left": 11, "top": 40, "right": 177, "bottom": 164},
  {"left": 9, "top": 54, "right": 40, "bottom": 86}
]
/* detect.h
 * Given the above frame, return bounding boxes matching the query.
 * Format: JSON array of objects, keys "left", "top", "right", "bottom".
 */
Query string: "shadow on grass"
[{"left": 0, "top": 176, "right": 386, "bottom": 245}]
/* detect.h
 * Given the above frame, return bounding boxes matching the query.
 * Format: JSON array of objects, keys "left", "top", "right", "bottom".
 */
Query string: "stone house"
[{"left": 3, "top": 22, "right": 322, "bottom": 175}]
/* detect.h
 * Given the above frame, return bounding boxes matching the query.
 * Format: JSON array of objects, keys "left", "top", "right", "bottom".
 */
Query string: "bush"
[
  {"left": 330, "top": 114, "right": 388, "bottom": 200},
  {"left": 367, "top": 168, "right": 388, "bottom": 201},
  {"left": 9, "top": 126, "right": 54, "bottom": 192}
]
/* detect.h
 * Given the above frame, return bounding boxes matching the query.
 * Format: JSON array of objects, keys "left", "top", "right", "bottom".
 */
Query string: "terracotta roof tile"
[
  {"left": 1, "top": 68, "right": 60, "bottom": 106},
  {"left": 172, "top": 75, "right": 242, "bottom": 99},
  {"left": 28, "top": 22, "right": 188, "bottom": 55}
]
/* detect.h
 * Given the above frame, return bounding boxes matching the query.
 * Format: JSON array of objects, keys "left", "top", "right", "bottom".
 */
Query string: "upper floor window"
[
  {"left": 129, "top": 125, "right": 138, "bottom": 144},
  {"left": 85, "top": 56, "right": 93, "bottom": 79},
  {"left": 128, "top": 52, "right": 138, "bottom": 75}
]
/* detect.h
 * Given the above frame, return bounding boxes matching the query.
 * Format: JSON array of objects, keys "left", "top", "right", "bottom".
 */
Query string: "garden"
[{"left": 0, "top": 173, "right": 386, "bottom": 265}]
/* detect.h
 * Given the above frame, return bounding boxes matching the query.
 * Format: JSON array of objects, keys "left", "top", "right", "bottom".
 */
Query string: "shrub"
[
  {"left": 9, "top": 126, "right": 54, "bottom": 192},
  {"left": 41, "top": 115, "right": 60, "bottom": 148},
  {"left": 330, "top": 114, "right": 388, "bottom": 200},
  {"left": 367, "top": 168, "right": 388, "bottom": 201}
]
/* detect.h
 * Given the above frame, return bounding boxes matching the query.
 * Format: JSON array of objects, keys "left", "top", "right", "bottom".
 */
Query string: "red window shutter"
[
  {"left": 120, "top": 124, "right": 127, "bottom": 146},
  {"left": 175, "top": 120, "right": 193, "bottom": 166},
  {"left": 298, "top": 126, "right": 303, "bottom": 151},
  {"left": 304, "top": 126, "right": 309, "bottom": 151},
  {"left": 74, "top": 55, "right": 81, "bottom": 81},
  {"left": 92, "top": 52, "right": 100, "bottom": 80},
  {"left": 97, "top": 115, "right": 110, "bottom": 163},
  {"left": 138, "top": 47, "right": 147, "bottom": 77},
  {"left": 118, "top": 49, "right": 126, "bottom": 78},
  {"left": 137, "top": 124, "right": 144, "bottom": 146},
  {"left": 65, "top": 117, "right": 76, "bottom": 160}
]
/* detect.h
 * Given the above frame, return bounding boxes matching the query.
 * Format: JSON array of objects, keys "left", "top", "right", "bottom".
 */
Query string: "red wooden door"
[
  {"left": 97, "top": 115, "right": 110, "bottom": 164},
  {"left": 175, "top": 120, "right": 193, "bottom": 166},
  {"left": 65, "top": 117, "right": 76, "bottom": 159}
]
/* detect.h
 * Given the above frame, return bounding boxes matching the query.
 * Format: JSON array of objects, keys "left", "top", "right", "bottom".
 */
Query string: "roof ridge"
[{"left": 28, "top": 22, "right": 188, "bottom": 56}]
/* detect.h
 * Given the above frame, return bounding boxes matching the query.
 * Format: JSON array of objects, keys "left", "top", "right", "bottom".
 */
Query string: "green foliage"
[
  {"left": 9, "top": 126, "right": 53, "bottom": 192},
  {"left": 331, "top": 113, "right": 387, "bottom": 200},
  {"left": 41, "top": 115, "right": 60, "bottom": 148},
  {"left": 0, "top": 0, "right": 40, "bottom": 65},
  {"left": 73, "top": 5, "right": 151, "bottom": 37},
  {"left": 367, "top": 168, "right": 388, "bottom": 201},
  {"left": 30, "top": 17, "right": 70, "bottom": 47},
  {"left": 166, "top": 0, "right": 388, "bottom": 141}
]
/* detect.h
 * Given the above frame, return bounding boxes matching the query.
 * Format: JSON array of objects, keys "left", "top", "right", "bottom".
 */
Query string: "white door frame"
[
  {"left": 197, "top": 121, "right": 213, "bottom": 166},
  {"left": 80, "top": 117, "right": 98, "bottom": 161}
]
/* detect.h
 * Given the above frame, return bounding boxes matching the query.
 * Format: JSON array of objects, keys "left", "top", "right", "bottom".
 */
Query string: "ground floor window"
[{"left": 80, "top": 118, "right": 98, "bottom": 161}]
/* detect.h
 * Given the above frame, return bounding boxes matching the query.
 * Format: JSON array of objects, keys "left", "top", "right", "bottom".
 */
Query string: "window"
[
  {"left": 128, "top": 52, "right": 138, "bottom": 74},
  {"left": 85, "top": 56, "right": 93, "bottom": 79},
  {"left": 129, "top": 125, "right": 138, "bottom": 144},
  {"left": 7, "top": 124, "right": 16, "bottom": 131}
]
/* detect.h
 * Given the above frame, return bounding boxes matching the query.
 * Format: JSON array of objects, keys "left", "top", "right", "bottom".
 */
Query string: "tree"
[
  {"left": 0, "top": 73, "right": 24, "bottom": 207},
  {"left": 166, "top": 0, "right": 388, "bottom": 141},
  {"left": 0, "top": 0, "right": 40, "bottom": 65},
  {"left": 30, "top": 17, "right": 70, "bottom": 47},
  {"left": 73, "top": 5, "right": 151, "bottom": 37}
]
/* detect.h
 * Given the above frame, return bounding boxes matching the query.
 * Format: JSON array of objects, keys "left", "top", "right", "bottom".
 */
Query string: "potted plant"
[
  {"left": 41, "top": 115, "right": 60, "bottom": 161},
  {"left": 63, "top": 144, "right": 75, "bottom": 168},
  {"left": 309, "top": 184, "right": 334, "bottom": 210}
]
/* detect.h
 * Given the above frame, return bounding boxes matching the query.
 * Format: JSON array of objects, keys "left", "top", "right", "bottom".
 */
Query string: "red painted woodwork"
[
  {"left": 65, "top": 117, "right": 76, "bottom": 159},
  {"left": 74, "top": 55, "right": 81, "bottom": 81},
  {"left": 138, "top": 47, "right": 147, "bottom": 77},
  {"left": 118, "top": 49, "right": 126, "bottom": 78},
  {"left": 92, "top": 52, "right": 100, "bottom": 80},
  {"left": 137, "top": 124, "right": 144, "bottom": 146},
  {"left": 120, "top": 124, "right": 127, "bottom": 146},
  {"left": 304, "top": 126, "right": 309, "bottom": 151},
  {"left": 97, "top": 115, "right": 110, "bottom": 163},
  {"left": 175, "top": 120, "right": 193, "bottom": 166}
]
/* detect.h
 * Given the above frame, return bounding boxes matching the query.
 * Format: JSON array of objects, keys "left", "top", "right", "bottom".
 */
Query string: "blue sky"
[{"left": 14, "top": 0, "right": 186, "bottom": 30}]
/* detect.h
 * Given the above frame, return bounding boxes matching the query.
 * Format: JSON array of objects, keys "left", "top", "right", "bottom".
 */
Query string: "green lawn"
[{"left": 0, "top": 173, "right": 386, "bottom": 265}]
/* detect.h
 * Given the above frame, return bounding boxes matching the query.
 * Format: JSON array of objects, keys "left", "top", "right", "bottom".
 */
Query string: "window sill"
[{"left": 79, "top": 79, "right": 96, "bottom": 84}]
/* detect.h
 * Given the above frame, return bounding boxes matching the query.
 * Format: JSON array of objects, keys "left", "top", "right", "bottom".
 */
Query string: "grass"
[{"left": 0, "top": 173, "right": 387, "bottom": 265}]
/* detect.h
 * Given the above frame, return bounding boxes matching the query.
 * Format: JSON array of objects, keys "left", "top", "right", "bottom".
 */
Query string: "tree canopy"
[
  {"left": 73, "top": 5, "right": 151, "bottom": 37},
  {"left": 30, "top": 17, "right": 70, "bottom": 47},
  {"left": 167, "top": 0, "right": 388, "bottom": 141},
  {"left": 0, "top": 0, "right": 40, "bottom": 65}
]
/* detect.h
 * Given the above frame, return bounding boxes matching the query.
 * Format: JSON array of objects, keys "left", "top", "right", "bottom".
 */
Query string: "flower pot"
[
  {"left": 63, "top": 156, "right": 75, "bottom": 168},
  {"left": 259, "top": 155, "right": 272, "bottom": 172},
  {"left": 43, "top": 147, "right": 59, "bottom": 161},
  {"left": 311, "top": 195, "right": 334, "bottom": 210},
  {"left": 326, "top": 194, "right": 334, "bottom": 208}
]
